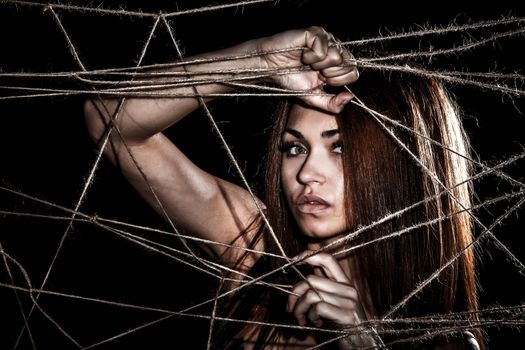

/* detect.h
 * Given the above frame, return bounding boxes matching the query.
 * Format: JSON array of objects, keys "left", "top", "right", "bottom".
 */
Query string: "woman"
[{"left": 84, "top": 27, "right": 482, "bottom": 349}]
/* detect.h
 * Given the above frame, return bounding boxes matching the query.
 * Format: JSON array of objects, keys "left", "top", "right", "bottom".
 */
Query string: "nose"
[{"left": 297, "top": 150, "right": 327, "bottom": 185}]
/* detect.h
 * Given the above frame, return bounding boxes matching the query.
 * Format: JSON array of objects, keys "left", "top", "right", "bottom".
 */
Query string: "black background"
[{"left": 0, "top": 0, "right": 524, "bottom": 349}]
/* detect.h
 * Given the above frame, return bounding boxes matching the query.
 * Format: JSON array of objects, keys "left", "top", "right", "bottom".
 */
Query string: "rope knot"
[{"left": 89, "top": 214, "right": 99, "bottom": 224}]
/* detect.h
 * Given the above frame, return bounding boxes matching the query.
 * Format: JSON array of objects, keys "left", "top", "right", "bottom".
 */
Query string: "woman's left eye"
[{"left": 332, "top": 142, "right": 343, "bottom": 154}]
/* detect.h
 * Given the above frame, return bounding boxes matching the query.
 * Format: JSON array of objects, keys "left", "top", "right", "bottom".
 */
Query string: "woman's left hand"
[
  {"left": 287, "top": 251, "right": 382, "bottom": 349},
  {"left": 287, "top": 251, "right": 367, "bottom": 328}
]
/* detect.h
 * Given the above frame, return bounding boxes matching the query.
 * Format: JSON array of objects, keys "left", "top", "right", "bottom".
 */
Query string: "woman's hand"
[
  {"left": 257, "top": 27, "right": 358, "bottom": 113},
  {"left": 287, "top": 251, "right": 379, "bottom": 348}
]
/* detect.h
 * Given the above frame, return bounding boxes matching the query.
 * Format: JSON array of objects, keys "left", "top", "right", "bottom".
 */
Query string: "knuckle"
[
  {"left": 342, "top": 284, "right": 357, "bottom": 297},
  {"left": 306, "top": 274, "right": 318, "bottom": 283},
  {"left": 307, "top": 26, "right": 323, "bottom": 35},
  {"left": 305, "top": 289, "right": 319, "bottom": 303},
  {"left": 341, "top": 313, "right": 354, "bottom": 325},
  {"left": 327, "top": 49, "right": 343, "bottom": 64},
  {"left": 293, "top": 312, "right": 302, "bottom": 322},
  {"left": 316, "top": 252, "right": 330, "bottom": 259},
  {"left": 314, "top": 302, "right": 326, "bottom": 314}
]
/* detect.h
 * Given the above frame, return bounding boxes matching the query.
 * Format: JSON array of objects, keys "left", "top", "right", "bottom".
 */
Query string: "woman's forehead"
[{"left": 287, "top": 103, "right": 339, "bottom": 130}]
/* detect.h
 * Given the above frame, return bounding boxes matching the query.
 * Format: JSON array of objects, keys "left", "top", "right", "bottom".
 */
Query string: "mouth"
[{"left": 296, "top": 195, "right": 330, "bottom": 214}]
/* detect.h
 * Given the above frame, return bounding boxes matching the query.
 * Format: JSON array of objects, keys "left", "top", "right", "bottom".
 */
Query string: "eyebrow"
[
  {"left": 321, "top": 129, "right": 340, "bottom": 138},
  {"left": 283, "top": 128, "right": 340, "bottom": 139}
]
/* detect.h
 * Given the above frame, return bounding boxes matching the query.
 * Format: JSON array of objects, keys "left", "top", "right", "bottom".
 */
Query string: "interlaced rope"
[{"left": 0, "top": 1, "right": 523, "bottom": 349}]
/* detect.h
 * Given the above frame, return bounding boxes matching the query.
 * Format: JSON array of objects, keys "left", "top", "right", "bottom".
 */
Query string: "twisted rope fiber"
[
  {"left": 3, "top": 0, "right": 523, "bottom": 42},
  {"left": 2, "top": 27, "right": 524, "bottom": 98},
  {"left": 351, "top": 95, "right": 525, "bottom": 276},
  {"left": 0, "top": 280, "right": 520, "bottom": 338},
  {"left": 2, "top": 140, "right": 520, "bottom": 344},
  {"left": 0, "top": 179, "right": 524, "bottom": 293},
  {"left": 3, "top": 0, "right": 273, "bottom": 18},
  {"left": 4, "top": 154, "right": 524, "bottom": 269},
  {"left": 2, "top": 157, "right": 523, "bottom": 287},
  {"left": 160, "top": 16, "right": 346, "bottom": 344},
  {"left": 353, "top": 96, "right": 525, "bottom": 317},
  {"left": 11, "top": 8, "right": 163, "bottom": 349},
  {"left": 3, "top": 10, "right": 335, "bottom": 347},
  {"left": 0, "top": 241, "right": 36, "bottom": 350},
  {"left": 1, "top": 18, "right": 523, "bottom": 84},
  {"left": 0, "top": 249, "right": 83, "bottom": 347},
  {"left": 359, "top": 26, "right": 525, "bottom": 63},
  {"left": 3, "top": 22, "right": 524, "bottom": 100},
  {"left": 2, "top": 131, "right": 520, "bottom": 344},
  {"left": 1, "top": 60, "right": 523, "bottom": 99},
  {"left": 0, "top": 3, "right": 523, "bottom": 349},
  {"left": 10, "top": 6, "right": 110, "bottom": 347},
  {"left": 2, "top": 64, "right": 522, "bottom": 96},
  {"left": 0, "top": 265, "right": 521, "bottom": 349}
]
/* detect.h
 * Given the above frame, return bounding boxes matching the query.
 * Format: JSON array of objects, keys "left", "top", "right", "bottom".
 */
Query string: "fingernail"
[
  {"left": 291, "top": 257, "right": 304, "bottom": 266},
  {"left": 291, "top": 254, "right": 305, "bottom": 265},
  {"left": 341, "top": 94, "right": 353, "bottom": 105}
]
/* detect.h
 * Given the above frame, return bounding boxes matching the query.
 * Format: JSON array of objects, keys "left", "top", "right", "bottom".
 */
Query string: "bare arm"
[{"left": 84, "top": 27, "right": 357, "bottom": 265}]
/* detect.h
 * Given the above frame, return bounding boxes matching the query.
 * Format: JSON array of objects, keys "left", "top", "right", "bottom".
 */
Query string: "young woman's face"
[{"left": 280, "top": 103, "right": 347, "bottom": 241}]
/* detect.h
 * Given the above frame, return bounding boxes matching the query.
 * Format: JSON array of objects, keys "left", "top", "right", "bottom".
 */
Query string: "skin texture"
[
  {"left": 287, "top": 252, "right": 374, "bottom": 349},
  {"left": 280, "top": 103, "right": 347, "bottom": 240},
  {"left": 83, "top": 26, "right": 375, "bottom": 348},
  {"left": 84, "top": 26, "right": 481, "bottom": 348},
  {"left": 279, "top": 104, "right": 375, "bottom": 346}
]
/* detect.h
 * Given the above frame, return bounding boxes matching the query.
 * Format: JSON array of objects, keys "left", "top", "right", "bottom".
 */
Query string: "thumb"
[{"left": 302, "top": 91, "right": 354, "bottom": 114}]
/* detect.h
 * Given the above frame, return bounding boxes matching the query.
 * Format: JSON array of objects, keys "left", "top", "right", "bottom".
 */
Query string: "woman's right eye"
[{"left": 280, "top": 142, "right": 307, "bottom": 157}]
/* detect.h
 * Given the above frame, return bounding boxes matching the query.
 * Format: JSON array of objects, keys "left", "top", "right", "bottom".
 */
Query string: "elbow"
[
  {"left": 83, "top": 98, "right": 108, "bottom": 144},
  {"left": 83, "top": 98, "right": 149, "bottom": 146},
  {"left": 84, "top": 99, "right": 103, "bottom": 142}
]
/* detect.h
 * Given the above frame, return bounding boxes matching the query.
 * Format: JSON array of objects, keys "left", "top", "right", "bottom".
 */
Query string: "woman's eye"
[
  {"left": 280, "top": 142, "right": 307, "bottom": 157},
  {"left": 288, "top": 145, "right": 306, "bottom": 156},
  {"left": 332, "top": 143, "right": 343, "bottom": 154}
]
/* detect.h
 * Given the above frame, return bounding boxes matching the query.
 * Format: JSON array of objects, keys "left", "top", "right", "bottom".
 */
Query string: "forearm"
[
  {"left": 84, "top": 37, "right": 267, "bottom": 144},
  {"left": 85, "top": 26, "right": 359, "bottom": 144}
]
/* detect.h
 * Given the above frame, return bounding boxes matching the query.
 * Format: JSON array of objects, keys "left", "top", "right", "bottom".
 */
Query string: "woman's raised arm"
[{"left": 83, "top": 27, "right": 357, "bottom": 264}]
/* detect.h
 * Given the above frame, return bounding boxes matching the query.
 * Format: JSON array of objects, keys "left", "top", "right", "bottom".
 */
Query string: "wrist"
[{"left": 242, "top": 37, "right": 273, "bottom": 83}]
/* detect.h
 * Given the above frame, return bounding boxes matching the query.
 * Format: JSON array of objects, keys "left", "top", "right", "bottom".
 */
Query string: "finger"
[
  {"left": 291, "top": 288, "right": 322, "bottom": 326},
  {"left": 311, "top": 301, "right": 361, "bottom": 326},
  {"left": 310, "top": 46, "right": 343, "bottom": 70},
  {"left": 293, "top": 275, "right": 357, "bottom": 298},
  {"left": 301, "top": 90, "right": 353, "bottom": 114},
  {"left": 320, "top": 65, "right": 354, "bottom": 79},
  {"left": 323, "top": 49, "right": 358, "bottom": 85},
  {"left": 306, "top": 303, "right": 323, "bottom": 327},
  {"left": 288, "top": 274, "right": 358, "bottom": 312},
  {"left": 302, "top": 28, "right": 330, "bottom": 65},
  {"left": 324, "top": 69, "right": 359, "bottom": 86},
  {"left": 299, "top": 252, "right": 350, "bottom": 283},
  {"left": 291, "top": 288, "right": 356, "bottom": 326}
]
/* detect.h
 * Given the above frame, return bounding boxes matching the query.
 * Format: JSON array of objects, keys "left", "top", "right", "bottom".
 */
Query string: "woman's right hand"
[{"left": 257, "top": 26, "right": 358, "bottom": 113}]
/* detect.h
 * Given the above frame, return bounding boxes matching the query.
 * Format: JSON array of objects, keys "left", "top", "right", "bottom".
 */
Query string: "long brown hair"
[
  {"left": 338, "top": 71, "right": 482, "bottom": 347},
  {"left": 219, "top": 70, "right": 482, "bottom": 349}
]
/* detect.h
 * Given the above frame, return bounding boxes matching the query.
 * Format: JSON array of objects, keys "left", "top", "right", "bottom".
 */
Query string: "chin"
[{"left": 298, "top": 222, "right": 346, "bottom": 242}]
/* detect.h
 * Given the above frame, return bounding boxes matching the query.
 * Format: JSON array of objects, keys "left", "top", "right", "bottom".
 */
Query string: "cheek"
[
  {"left": 280, "top": 158, "right": 304, "bottom": 207},
  {"left": 280, "top": 160, "right": 294, "bottom": 197},
  {"left": 335, "top": 165, "right": 345, "bottom": 195}
]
